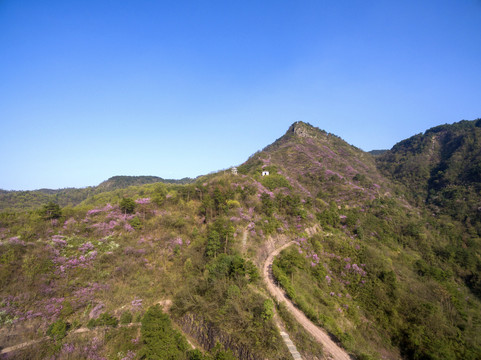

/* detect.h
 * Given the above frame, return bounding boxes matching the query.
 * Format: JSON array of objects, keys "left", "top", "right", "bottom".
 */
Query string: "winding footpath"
[{"left": 263, "top": 241, "right": 352, "bottom": 360}]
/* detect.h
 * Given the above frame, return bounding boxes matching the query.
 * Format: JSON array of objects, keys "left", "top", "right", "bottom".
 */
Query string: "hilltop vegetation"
[
  {"left": 0, "top": 175, "right": 193, "bottom": 212},
  {"left": 377, "top": 119, "right": 481, "bottom": 226},
  {"left": 1, "top": 120, "right": 481, "bottom": 359}
]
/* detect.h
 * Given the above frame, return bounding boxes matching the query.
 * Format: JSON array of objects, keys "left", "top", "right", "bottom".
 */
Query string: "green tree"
[
  {"left": 213, "top": 187, "right": 225, "bottom": 214},
  {"left": 200, "top": 195, "right": 214, "bottom": 222},
  {"left": 261, "top": 193, "right": 275, "bottom": 216},
  {"left": 120, "top": 197, "right": 136, "bottom": 214},
  {"left": 46, "top": 319, "right": 70, "bottom": 341},
  {"left": 140, "top": 304, "right": 189, "bottom": 359},
  {"left": 206, "top": 230, "right": 221, "bottom": 258},
  {"left": 41, "top": 201, "right": 62, "bottom": 220},
  {"left": 153, "top": 183, "right": 167, "bottom": 206},
  {"left": 120, "top": 311, "right": 133, "bottom": 325},
  {"left": 261, "top": 299, "right": 274, "bottom": 321}
]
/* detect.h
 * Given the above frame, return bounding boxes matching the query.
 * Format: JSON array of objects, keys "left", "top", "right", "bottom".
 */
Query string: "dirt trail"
[
  {"left": 0, "top": 337, "right": 45, "bottom": 355},
  {"left": 263, "top": 241, "right": 352, "bottom": 360}
]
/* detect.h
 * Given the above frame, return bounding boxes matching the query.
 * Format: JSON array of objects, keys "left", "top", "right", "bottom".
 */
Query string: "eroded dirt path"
[{"left": 263, "top": 241, "right": 352, "bottom": 360}]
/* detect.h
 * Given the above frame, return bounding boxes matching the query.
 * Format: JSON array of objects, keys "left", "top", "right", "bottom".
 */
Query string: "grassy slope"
[{"left": 0, "top": 121, "right": 480, "bottom": 359}]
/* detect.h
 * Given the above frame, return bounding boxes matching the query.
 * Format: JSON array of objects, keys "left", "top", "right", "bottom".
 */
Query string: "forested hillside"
[
  {"left": 0, "top": 176, "right": 193, "bottom": 212},
  {"left": 0, "top": 121, "right": 480, "bottom": 359},
  {"left": 377, "top": 119, "right": 481, "bottom": 226}
]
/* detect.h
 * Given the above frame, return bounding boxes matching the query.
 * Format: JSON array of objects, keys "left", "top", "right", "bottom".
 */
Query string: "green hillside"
[
  {"left": 0, "top": 121, "right": 480, "bottom": 359},
  {"left": 377, "top": 119, "right": 481, "bottom": 225},
  {"left": 0, "top": 176, "right": 194, "bottom": 212}
]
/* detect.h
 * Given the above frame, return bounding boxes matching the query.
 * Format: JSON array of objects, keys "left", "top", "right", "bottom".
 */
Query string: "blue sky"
[{"left": 1, "top": 0, "right": 480, "bottom": 190}]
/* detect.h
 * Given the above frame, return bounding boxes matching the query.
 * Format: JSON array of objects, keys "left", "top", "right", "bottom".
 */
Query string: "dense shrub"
[
  {"left": 139, "top": 304, "right": 189, "bottom": 359},
  {"left": 120, "top": 197, "right": 136, "bottom": 214}
]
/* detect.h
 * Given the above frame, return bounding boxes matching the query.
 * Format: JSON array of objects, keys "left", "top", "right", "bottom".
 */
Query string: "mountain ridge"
[{"left": 0, "top": 175, "right": 194, "bottom": 211}]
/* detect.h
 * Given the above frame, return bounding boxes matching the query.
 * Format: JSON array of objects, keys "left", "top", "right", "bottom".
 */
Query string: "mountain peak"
[
  {"left": 288, "top": 121, "right": 316, "bottom": 138},
  {"left": 286, "top": 121, "right": 326, "bottom": 138}
]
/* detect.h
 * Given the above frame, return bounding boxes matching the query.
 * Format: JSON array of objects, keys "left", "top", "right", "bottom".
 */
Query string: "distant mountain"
[
  {"left": 97, "top": 175, "right": 193, "bottom": 191},
  {"left": 0, "top": 175, "right": 194, "bottom": 211},
  {"left": 368, "top": 149, "right": 388, "bottom": 156},
  {"left": 377, "top": 119, "right": 481, "bottom": 225}
]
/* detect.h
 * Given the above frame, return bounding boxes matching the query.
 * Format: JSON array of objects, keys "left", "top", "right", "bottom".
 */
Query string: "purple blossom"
[
  {"left": 325, "top": 275, "right": 331, "bottom": 285},
  {"left": 79, "top": 241, "right": 94, "bottom": 253},
  {"left": 351, "top": 264, "right": 367, "bottom": 276},
  {"left": 103, "top": 203, "right": 113, "bottom": 211},
  {"left": 131, "top": 298, "right": 143, "bottom": 311},
  {"left": 74, "top": 283, "right": 107, "bottom": 305},
  {"left": 43, "top": 297, "right": 65, "bottom": 319},
  {"left": 63, "top": 217, "right": 77, "bottom": 229},
  {"left": 172, "top": 237, "right": 183, "bottom": 246},
  {"left": 24, "top": 310, "right": 42, "bottom": 320},
  {"left": 63, "top": 343, "right": 75, "bottom": 354},
  {"left": 8, "top": 236, "right": 25, "bottom": 246},
  {"left": 82, "top": 336, "right": 106, "bottom": 360},
  {"left": 238, "top": 208, "right": 252, "bottom": 221},
  {"left": 121, "top": 351, "right": 136, "bottom": 360},
  {"left": 89, "top": 303, "right": 105, "bottom": 319},
  {"left": 135, "top": 198, "right": 151, "bottom": 204}
]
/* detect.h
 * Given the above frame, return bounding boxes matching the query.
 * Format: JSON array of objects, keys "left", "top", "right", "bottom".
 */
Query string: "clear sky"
[{"left": 1, "top": 0, "right": 480, "bottom": 190}]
